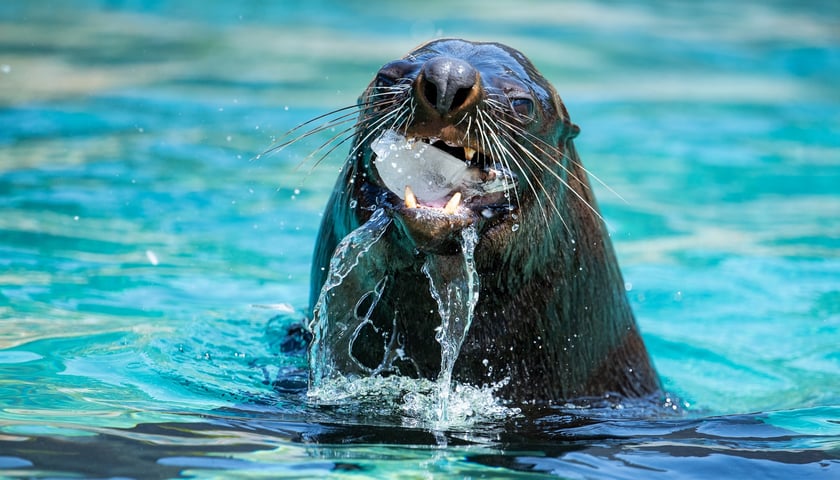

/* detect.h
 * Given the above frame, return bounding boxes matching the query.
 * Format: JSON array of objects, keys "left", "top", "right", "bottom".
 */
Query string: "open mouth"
[{"left": 370, "top": 129, "right": 517, "bottom": 218}]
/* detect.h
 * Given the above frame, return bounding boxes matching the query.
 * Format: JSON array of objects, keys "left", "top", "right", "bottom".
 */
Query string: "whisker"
[
  {"left": 493, "top": 113, "right": 627, "bottom": 205},
  {"left": 262, "top": 89, "right": 409, "bottom": 158},
  {"left": 476, "top": 111, "right": 513, "bottom": 193},
  {"left": 494, "top": 118, "right": 607, "bottom": 225},
  {"left": 481, "top": 103, "right": 607, "bottom": 223},
  {"left": 295, "top": 101, "right": 404, "bottom": 174},
  {"left": 336, "top": 100, "right": 412, "bottom": 195},
  {"left": 262, "top": 109, "right": 359, "bottom": 158},
  {"left": 479, "top": 109, "right": 561, "bottom": 234}
]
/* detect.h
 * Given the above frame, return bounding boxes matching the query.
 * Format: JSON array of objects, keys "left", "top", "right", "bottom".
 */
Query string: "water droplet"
[
  {"left": 511, "top": 224, "right": 520, "bottom": 232},
  {"left": 349, "top": 200, "right": 358, "bottom": 208},
  {"left": 226, "top": 135, "right": 232, "bottom": 142},
  {"left": 293, "top": 188, "right": 301, "bottom": 195},
  {"left": 284, "top": 105, "right": 289, "bottom": 111},
  {"left": 0, "top": 64, "right": 10, "bottom": 74},
  {"left": 145, "top": 250, "right": 159, "bottom": 266}
]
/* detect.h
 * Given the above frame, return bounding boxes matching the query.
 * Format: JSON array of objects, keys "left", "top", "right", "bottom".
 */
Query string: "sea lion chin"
[{"left": 306, "top": 38, "right": 662, "bottom": 405}]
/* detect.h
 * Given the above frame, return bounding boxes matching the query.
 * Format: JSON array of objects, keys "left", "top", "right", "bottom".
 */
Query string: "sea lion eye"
[
  {"left": 510, "top": 97, "right": 534, "bottom": 118},
  {"left": 375, "top": 73, "right": 398, "bottom": 89},
  {"left": 374, "top": 60, "right": 417, "bottom": 90}
]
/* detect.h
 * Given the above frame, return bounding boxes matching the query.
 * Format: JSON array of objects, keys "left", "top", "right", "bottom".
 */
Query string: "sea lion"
[{"left": 306, "top": 38, "right": 661, "bottom": 404}]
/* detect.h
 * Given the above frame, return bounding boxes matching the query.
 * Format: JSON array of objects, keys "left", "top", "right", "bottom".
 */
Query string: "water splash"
[
  {"left": 308, "top": 212, "right": 516, "bottom": 427},
  {"left": 308, "top": 208, "right": 392, "bottom": 390},
  {"left": 421, "top": 225, "right": 480, "bottom": 424}
]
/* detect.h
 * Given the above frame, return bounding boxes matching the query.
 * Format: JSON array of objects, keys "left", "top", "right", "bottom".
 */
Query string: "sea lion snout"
[{"left": 416, "top": 56, "right": 480, "bottom": 116}]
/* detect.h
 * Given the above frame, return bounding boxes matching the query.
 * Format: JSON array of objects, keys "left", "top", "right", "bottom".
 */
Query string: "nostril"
[
  {"left": 450, "top": 87, "right": 472, "bottom": 111},
  {"left": 418, "top": 57, "right": 478, "bottom": 115},
  {"left": 423, "top": 80, "right": 438, "bottom": 108}
]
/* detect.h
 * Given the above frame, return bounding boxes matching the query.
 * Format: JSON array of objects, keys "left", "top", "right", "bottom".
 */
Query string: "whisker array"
[
  {"left": 261, "top": 85, "right": 412, "bottom": 174},
  {"left": 484, "top": 95, "right": 607, "bottom": 226},
  {"left": 264, "top": 81, "right": 617, "bottom": 233}
]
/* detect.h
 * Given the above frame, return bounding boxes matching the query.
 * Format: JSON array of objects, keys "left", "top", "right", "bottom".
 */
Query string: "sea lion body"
[{"left": 308, "top": 39, "right": 661, "bottom": 403}]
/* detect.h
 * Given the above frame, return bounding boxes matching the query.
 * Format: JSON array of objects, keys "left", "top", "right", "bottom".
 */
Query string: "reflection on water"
[{"left": 0, "top": 0, "right": 838, "bottom": 477}]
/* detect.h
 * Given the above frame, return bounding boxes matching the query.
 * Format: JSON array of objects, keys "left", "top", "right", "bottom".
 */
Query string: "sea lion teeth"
[
  {"left": 404, "top": 185, "right": 418, "bottom": 209},
  {"left": 443, "top": 192, "right": 462, "bottom": 215},
  {"left": 464, "top": 147, "right": 477, "bottom": 162}
]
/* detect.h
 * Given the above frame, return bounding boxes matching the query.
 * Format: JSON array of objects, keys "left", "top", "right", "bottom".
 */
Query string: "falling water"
[
  {"left": 308, "top": 211, "right": 508, "bottom": 426},
  {"left": 422, "top": 225, "right": 480, "bottom": 423},
  {"left": 308, "top": 208, "right": 392, "bottom": 390}
]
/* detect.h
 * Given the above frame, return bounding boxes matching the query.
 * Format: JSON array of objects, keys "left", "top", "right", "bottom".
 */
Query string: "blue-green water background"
[{"left": 1, "top": 0, "right": 838, "bottom": 478}]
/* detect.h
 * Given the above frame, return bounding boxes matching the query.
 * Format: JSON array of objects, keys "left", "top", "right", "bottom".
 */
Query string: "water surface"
[{"left": 1, "top": 0, "right": 838, "bottom": 477}]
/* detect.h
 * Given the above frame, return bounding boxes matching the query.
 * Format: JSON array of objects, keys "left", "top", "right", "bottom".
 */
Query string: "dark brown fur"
[{"left": 308, "top": 39, "right": 661, "bottom": 404}]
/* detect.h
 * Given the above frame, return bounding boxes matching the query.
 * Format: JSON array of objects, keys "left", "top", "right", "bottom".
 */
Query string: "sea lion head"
[{"left": 349, "top": 38, "right": 581, "bottom": 254}]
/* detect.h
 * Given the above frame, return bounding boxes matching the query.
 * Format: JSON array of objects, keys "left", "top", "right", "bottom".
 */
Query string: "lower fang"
[
  {"left": 405, "top": 185, "right": 418, "bottom": 209},
  {"left": 443, "top": 192, "right": 461, "bottom": 215},
  {"left": 464, "top": 147, "right": 477, "bottom": 162}
]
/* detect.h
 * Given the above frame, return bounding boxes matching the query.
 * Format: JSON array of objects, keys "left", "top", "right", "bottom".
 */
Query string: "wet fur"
[{"left": 276, "top": 39, "right": 661, "bottom": 404}]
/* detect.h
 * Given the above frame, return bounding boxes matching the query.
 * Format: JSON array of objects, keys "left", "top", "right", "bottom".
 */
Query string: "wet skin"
[{"left": 309, "top": 39, "right": 662, "bottom": 404}]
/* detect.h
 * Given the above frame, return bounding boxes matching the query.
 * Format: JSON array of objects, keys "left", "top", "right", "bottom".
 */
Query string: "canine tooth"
[
  {"left": 464, "top": 147, "right": 476, "bottom": 162},
  {"left": 443, "top": 192, "right": 462, "bottom": 215},
  {"left": 404, "top": 185, "right": 418, "bottom": 209}
]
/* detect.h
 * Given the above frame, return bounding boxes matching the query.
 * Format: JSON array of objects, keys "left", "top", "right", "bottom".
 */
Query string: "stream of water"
[{"left": 422, "top": 225, "right": 481, "bottom": 424}]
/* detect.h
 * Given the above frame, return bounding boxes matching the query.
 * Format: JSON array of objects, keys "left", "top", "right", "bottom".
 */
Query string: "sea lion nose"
[{"left": 419, "top": 57, "right": 478, "bottom": 115}]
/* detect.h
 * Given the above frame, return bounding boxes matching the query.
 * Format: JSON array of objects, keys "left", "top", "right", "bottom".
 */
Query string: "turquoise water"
[{"left": 1, "top": 0, "right": 839, "bottom": 477}]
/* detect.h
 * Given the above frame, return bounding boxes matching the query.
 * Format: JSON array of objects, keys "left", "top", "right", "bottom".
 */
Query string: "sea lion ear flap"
[
  {"left": 566, "top": 121, "right": 581, "bottom": 139},
  {"left": 553, "top": 93, "right": 580, "bottom": 140},
  {"left": 559, "top": 119, "right": 580, "bottom": 142}
]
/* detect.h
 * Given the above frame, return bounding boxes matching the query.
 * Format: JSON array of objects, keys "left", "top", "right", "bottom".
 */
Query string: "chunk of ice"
[{"left": 371, "top": 130, "right": 468, "bottom": 203}]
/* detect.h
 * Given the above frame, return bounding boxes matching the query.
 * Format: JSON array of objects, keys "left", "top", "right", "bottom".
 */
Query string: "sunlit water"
[{"left": 1, "top": 0, "right": 839, "bottom": 478}]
